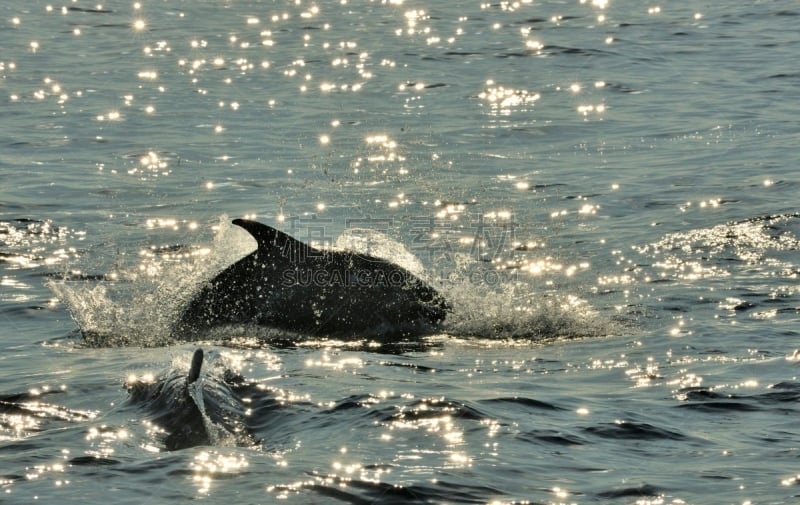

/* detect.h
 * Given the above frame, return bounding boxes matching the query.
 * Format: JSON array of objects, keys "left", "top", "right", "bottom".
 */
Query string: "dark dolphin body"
[
  {"left": 172, "top": 219, "right": 450, "bottom": 340},
  {"left": 126, "top": 349, "right": 255, "bottom": 451}
]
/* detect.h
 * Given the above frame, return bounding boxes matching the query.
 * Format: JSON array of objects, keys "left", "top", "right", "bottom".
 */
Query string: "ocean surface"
[{"left": 1, "top": 0, "right": 799, "bottom": 503}]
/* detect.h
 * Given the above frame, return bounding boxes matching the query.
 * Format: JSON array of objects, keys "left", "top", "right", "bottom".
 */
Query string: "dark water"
[{"left": 1, "top": 0, "right": 799, "bottom": 503}]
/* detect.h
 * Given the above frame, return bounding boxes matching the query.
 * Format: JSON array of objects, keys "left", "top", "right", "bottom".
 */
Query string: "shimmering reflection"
[
  {"left": 479, "top": 81, "right": 540, "bottom": 116},
  {"left": 124, "top": 150, "right": 173, "bottom": 179},
  {"left": 387, "top": 397, "right": 472, "bottom": 469},
  {"left": 84, "top": 423, "right": 130, "bottom": 462},
  {"left": 305, "top": 352, "right": 364, "bottom": 373},
  {"left": 637, "top": 214, "right": 800, "bottom": 280},
  {"left": 625, "top": 357, "right": 663, "bottom": 388},
  {"left": 782, "top": 474, "right": 800, "bottom": 487},
  {"left": 1, "top": 386, "right": 97, "bottom": 442},
  {"left": 10, "top": 461, "right": 69, "bottom": 491},
  {"left": 576, "top": 102, "right": 606, "bottom": 118},
  {"left": 349, "top": 134, "right": 408, "bottom": 176},
  {"left": 0, "top": 219, "right": 80, "bottom": 270},
  {"left": 191, "top": 450, "right": 250, "bottom": 496}
]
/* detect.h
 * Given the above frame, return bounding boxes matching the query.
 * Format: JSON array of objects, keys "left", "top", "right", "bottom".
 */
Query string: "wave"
[{"left": 123, "top": 349, "right": 263, "bottom": 451}]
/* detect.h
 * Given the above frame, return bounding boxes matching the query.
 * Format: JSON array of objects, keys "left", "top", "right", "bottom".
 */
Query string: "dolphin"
[
  {"left": 172, "top": 219, "right": 449, "bottom": 340},
  {"left": 126, "top": 348, "right": 255, "bottom": 451}
]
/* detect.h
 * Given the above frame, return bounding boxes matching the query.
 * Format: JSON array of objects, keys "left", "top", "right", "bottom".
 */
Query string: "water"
[{"left": 2, "top": 0, "right": 799, "bottom": 503}]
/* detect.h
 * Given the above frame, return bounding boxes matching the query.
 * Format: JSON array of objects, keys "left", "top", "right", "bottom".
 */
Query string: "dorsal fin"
[
  {"left": 187, "top": 348, "right": 203, "bottom": 384},
  {"left": 232, "top": 218, "right": 317, "bottom": 256}
]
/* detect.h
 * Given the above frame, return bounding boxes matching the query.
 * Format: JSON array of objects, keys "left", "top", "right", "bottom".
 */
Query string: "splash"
[
  {"left": 47, "top": 217, "right": 253, "bottom": 347},
  {"left": 334, "top": 228, "right": 425, "bottom": 277},
  {"left": 441, "top": 278, "right": 613, "bottom": 341},
  {"left": 47, "top": 215, "right": 614, "bottom": 346},
  {"left": 335, "top": 228, "right": 614, "bottom": 341}
]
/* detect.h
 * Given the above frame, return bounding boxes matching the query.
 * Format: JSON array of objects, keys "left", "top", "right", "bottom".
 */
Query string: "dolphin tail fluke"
[{"left": 187, "top": 348, "right": 204, "bottom": 384}]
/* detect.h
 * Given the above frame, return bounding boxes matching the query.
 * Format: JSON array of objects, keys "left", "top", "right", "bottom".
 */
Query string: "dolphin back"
[
  {"left": 173, "top": 219, "right": 450, "bottom": 340},
  {"left": 125, "top": 349, "right": 257, "bottom": 451}
]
